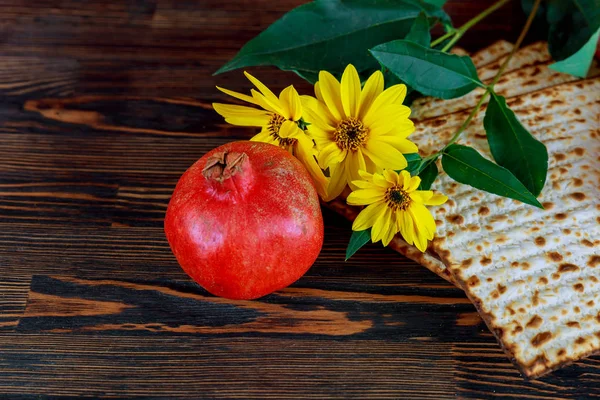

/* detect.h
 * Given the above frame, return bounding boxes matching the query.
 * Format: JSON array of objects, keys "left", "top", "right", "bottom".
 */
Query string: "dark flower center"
[
  {"left": 334, "top": 117, "right": 368, "bottom": 151},
  {"left": 385, "top": 185, "right": 410, "bottom": 211},
  {"left": 268, "top": 114, "right": 297, "bottom": 147}
]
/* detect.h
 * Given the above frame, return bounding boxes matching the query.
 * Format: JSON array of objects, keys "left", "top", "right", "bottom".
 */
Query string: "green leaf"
[
  {"left": 535, "top": 0, "right": 600, "bottom": 61},
  {"left": 483, "top": 92, "right": 548, "bottom": 197},
  {"left": 405, "top": 12, "right": 431, "bottom": 46},
  {"left": 549, "top": 27, "right": 600, "bottom": 77},
  {"left": 403, "top": 153, "right": 422, "bottom": 175},
  {"left": 423, "top": 0, "right": 447, "bottom": 7},
  {"left": 215, "top": 0, "right": 450, "bottom": 79},
  {"left": 370, "top": 40, "right": 484, "bottom": 99},
  {"left": 441, "top": 144, "right": 543, "bottom": 208},
  {"left": 346, "top": 229, "right": 371, "bottom": 260},
  {"left": 418, "top": 161, "right": 438, "bottom": 190}
]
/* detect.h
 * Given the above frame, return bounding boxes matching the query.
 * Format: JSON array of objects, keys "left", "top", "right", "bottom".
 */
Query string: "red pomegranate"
[{"left": 164, "top": 141, "right": 324, "bottom": 300}]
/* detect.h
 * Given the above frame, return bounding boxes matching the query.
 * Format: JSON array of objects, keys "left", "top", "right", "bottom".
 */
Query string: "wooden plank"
[
  {"left": 0, "top": 333, "right": 598, "bottom": 398},
  {"left": 0, "top": 275, "right": 31, "bottom": 332}
]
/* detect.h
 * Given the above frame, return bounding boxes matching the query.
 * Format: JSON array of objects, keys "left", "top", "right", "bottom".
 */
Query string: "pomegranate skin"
[{"left": 164, "top": 141, "right": 324, "bottom": 300}]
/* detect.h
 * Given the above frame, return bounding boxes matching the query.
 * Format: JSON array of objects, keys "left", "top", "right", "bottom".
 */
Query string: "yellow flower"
[
  {"left": 301, "top": 64, "right": 417, "bottom": 201},
  {"left": 213, "top": 71, "right": 328, "bottom": 198},
  {"left": 347, "top": 170, "right": 447, "bottom": 251}
]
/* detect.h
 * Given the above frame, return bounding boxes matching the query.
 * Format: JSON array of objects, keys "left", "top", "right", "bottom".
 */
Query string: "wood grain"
[{"left": 0, "top": 0, "right": 595, "bottom": 398}]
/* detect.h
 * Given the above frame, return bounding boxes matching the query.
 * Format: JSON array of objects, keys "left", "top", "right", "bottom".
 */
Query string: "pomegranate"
[{"left": 164, "top": 141, "right": 324, "bottom": 300}]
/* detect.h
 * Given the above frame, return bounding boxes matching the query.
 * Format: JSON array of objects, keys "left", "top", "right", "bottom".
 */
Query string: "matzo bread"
[
  {"left": 425, "top": 77, "right": 600, "bottom": 377},
  {"left": 325, "top": 41, "right": 600, "bottom": 377}
]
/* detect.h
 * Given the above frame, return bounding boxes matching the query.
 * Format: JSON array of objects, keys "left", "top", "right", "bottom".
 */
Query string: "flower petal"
[
  {"left": 279, "top": 85, "right": 302, "bottom": 121},
  {"left": 371, "top": 206, "right": 392, "bottom": 243},
  {"left": 398, "top": 210, "right": 415, "bottom": 246},
  {"left": 347, "top": 188, "right": 385, "bottom": 206},
  {"left": 409, "top": 191, "right": 430, "bottom": 204},
  {"left": 352, "top": 200, "right": 386, "bottom": 231},
  {"left": 250, "top": 129, "right": 272, "bottom": 143},
  {"left": 400, "top": 171, "right": 413, "bottom": 190},
  {"left": 340, "top": 64, "right": 361, "bottom": 118},
  {"left": 359, "top": 70, "right": 384, "bottom": 119},
  {"left": 318, "top": 142, "right": 345, "bottom": 169},
  {"left": 383, "top": 169, "right": 399, "bottom": 184},
  {"left": 364, "top": 105, "right": 412, "bottom": 136},
  {"left": 382, "top": 212, "right": 398, "bottom": 246},
  {"left": 377, "top": 135, "right": 418, "bottom": 154},
  {"left": 296, "top": 135, "right": 329, "bottom": 199},
  {"left": 409, "top": 203, "right": 436, "bottom": 240},
  {"left": 372, "top": 172, "right": 394, "bottom": 188},
  {"left": 363, "top": 140, "right": 408, "bottom": 170},
  {"left": 213, "top": 103, "right": 268, "bottom": 118},
  {"left": 318, "top": 70, "right": 345, "bottom": 121},
  {"left": 366, "top": 84, "right": 408, "bottom": 118},
  {"left": 346, "top": 149, "right": 366, "bottom": 189},
  {"left": 406, "top": 175, "right": 421, "bottom": 192},
  {"left": 251, "top": 89, "right": 285, "bottom": 115},
  {"left": 351, "top": 179, "right": 377, "bottom": 189},
  {"left": 216, "top": 86, "right": 256, "bottom": 105},
  {"left": 390, "top": 120, "right": 416, "bottom": 139},
  {"left": 277, "top": 120, "right": 299, "bottom": 139},
  {"left": 324, "top": 162, "right": 348, "bottom": 201},
  {"left": 244, "top": 71, "right": 280, "bottom": 104},
  {"left": 301, "top": 95, "right": 336, "bottom": 129},
  {"left": 425, "top": 193, "right": 448, "bottom": 206}
]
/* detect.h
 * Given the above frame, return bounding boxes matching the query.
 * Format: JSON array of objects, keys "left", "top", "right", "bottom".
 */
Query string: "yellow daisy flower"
[
  {"left": 301, "top": 64, "right": 417, "bottom": 201},
  {"left": 347, "top": 169, "right": 447, "bottom": 251},
  {"left": 213, "top": 71, "right": 328, "bottom": 198}
]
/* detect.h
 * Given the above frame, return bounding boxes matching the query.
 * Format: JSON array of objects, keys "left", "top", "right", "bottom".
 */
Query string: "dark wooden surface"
[{"left": 1, "top": 1, "right": 598, "bottom": 398}]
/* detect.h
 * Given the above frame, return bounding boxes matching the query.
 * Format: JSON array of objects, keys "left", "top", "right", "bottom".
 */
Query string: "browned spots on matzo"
[
  {"left": 466, "top": 275, "right": 480, "bottom": 287},
  {"left": 461, "top": 258, "right": 473, "bottom": 268},
  {"left": 555, "top": 154, "right": 566, "bottom": 161},
  {"left": 526, "top": 315, "right": 543, "bottom": 328},
  {"left": 490, "top": 215, "right": 508, "bottom": 223},
  {"left": 497, "top": 284, "right": 506, "bottom": 294},
  {"left": 531, "top": 332, "right": 552, "bottom": 347},
  {"left": 481, "top": 257, "right": 492, "bottom": 266},
  {"left": 567, "top": 321, "right": 581, "bottom": 328},
  {"left": 542, "top": 202, "right": 554, "bottom": 210},
  {"left": 570, "top": 192, "right": 586, "bottom": 201},
  {"left": 478, "top": 206, "right": 490, "bottom": 216},
  {"left": 539, "top": 277, "right": 548, "bottom": 285},
  {"left": 576, "top": 337, "right": 587, "bottom": 345},
  {"left": 588, "top": 256, "right": 600, "bottom": 268},
  {"left": 547, "top": 252, "right": 563, "bottom": 262},
  {"left": 574, "top": 147, "right": 585, "bottom": 156},
  {"left": 558, "top": 263, "right": 580, "bottom": 273},
  {"left": 532, "top": 290, "right": 540, "bottom": 306},
  {"left": 574, "top": 283, "right": 584, "bottom": 292},
  {"left": 573, "top": 178, "right": 583, "bottom": 187},
  {"left": 582, "top": 239, "right": 594, "bottom": 247},
  {"left": 558, "top": 349, "right": 566, "bottom": 357},
  {"left": 555, "top": 213, "right": 567, "bottom": 220},
  {"left": 446, "top": 214, "right": 464, "bottom": 225},
  {"left": 535, "top": 237, "right": 546, "bottom": 246}
]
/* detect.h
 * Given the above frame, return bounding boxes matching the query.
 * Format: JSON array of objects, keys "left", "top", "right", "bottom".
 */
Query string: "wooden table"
[{"left": 1, "top": 1, "right": 597, "bottom": 398}]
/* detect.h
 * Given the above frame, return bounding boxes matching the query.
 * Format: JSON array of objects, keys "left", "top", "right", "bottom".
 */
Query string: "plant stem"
[
  {"left": 489, "top": 0, "right": 541, "bottom": 88},
  {"left": 432, "top": 0, "right": 511, "bottom": 51},
  {"left": 435, "top": 0, "right": 541, "bottom": 154},
  {"left": 430, "top": 29, "right": 456, "bottom": 48}
]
